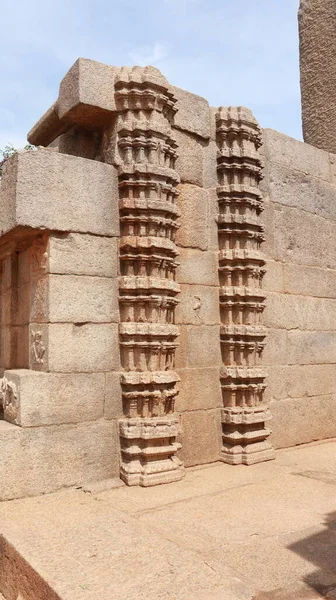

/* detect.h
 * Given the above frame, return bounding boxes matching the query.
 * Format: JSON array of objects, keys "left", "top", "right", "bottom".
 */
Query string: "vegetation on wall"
[{"left": 0, "top": 143, "right": 36, "bottom": 177}]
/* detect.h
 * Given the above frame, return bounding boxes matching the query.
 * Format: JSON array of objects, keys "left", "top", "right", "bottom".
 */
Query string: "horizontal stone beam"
[{"left": 0, "top": 148, "right": 119, "bottom": 238}]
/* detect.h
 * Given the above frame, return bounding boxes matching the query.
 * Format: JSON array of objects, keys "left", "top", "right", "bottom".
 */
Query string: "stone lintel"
[
  {"left": 0, "top": 148, "right": 119, "bottom": 237},
  {"left": 27, "top": 57, "right": 212, "bottom": 147}
]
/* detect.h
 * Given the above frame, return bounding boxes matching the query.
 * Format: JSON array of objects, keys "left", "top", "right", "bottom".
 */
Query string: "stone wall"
[
  {"left": 1, "top": 58, "right": 336, "bottom": 500},
  {"left": 172, "top": 94, "right": 222, "bottom": 468},
  {"left": 262, "top": 128, "right": 336, "bottom": 448},
  {"left": 0, "top": 149, "right": 121, "bottom": 500}
]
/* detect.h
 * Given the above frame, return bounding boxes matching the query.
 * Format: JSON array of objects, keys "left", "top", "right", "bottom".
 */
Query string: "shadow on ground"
[{"left": 288, "top": 510, "right": 336, "bottom": 599}]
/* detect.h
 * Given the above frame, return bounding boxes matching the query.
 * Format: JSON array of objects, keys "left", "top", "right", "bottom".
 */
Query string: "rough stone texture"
[
  {"left": 27, "top": 274, "right": 119, "bottom": 324},
  {"left": 215, "top": 107, "right": 274, "bottom": 465},
  {"left": 299, "top": 0, "right": 336, "bottom": 153},
  {"left": 176, "top": 367, "right": 222, "bottom": 412},
  {"left": 0, "top": 420, "right": 119, "bottom": 501},
  {"left": 171, "top": 85, "right": 211, "bottom": 139},
  {"left": 270, "top": 396, "right": 336, "bottom": 448},
  {"left": 41, "top": 323, "right": 120, "bottom": 373},
  {"left": 2, "top": 442, "right": 336, "bottom": 599},
  {"left": 179, "top": 409, "right": 222, "bottom": 467},
  {"left": 175, "top": 284, "right": 220, "bottom": 326},
  {"left": 2, "top": 369, "right": 105, "bottom": 427},
  {"left": 174, "top": 129, "right": 204, "bottom": 187},
  {"left": 177, "top": 248, "right": 219, "bottom": 286},
  {"left": 176, "top": 184, "right": 209, "bottom": 250},
  {"left": 57, "top": 58, "right": 118, "bottom": 120},
  {"left": 262, "top": 128, "right": 336, "bottom": 448},
  {"left": 2, "top": 57, "right": 336, "bottom": 502},
  {"left": 104, "top": 372, "right": 123, "bottom": 420},
  {"left": 0, "top": 149, "right": 119, "bottom": 237},
  {"left": 184, "top": 325, "right": 222, "bottom": 369},
  {"left": 48, "top": 233, "right": 118, "bottom": 278}
]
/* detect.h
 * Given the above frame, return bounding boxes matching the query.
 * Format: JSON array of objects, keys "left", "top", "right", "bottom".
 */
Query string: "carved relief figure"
[
  {"left": 1, "top": 377, "right": 19, "bottom": 424},
  {"left": 31, "top": 331, "right": 46, "bottom": 365}
]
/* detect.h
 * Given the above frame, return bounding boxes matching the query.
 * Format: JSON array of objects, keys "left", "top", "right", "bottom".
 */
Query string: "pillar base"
[
  {"left": 119, "top": 416, "right": 185, "bottom": 487},
  {"left": 220, "top": 440, "right": 275, "bottom": 466},
  {"left": 120, "top": 457, "right": 185, "bottom": 487}
]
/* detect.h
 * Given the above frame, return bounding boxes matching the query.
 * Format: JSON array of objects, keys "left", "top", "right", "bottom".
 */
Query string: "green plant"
[{"left": 0, "top": 143, "right": 36, "bottom": 176}]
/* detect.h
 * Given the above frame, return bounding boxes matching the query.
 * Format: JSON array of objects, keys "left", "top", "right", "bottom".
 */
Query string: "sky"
[{"left": 0, "top": 0, "right": 301, "bottom": 151}]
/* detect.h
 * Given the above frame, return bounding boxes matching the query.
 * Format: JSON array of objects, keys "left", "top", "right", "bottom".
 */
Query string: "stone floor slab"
[{"left": 2, "top": 440, "right": 336, "bottom": 599}]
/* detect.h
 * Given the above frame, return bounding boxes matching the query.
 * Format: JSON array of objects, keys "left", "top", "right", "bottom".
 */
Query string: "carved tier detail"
[
  {"left": 215, "top": 106, "right": 275, "bottom": 465},
  {"left": 110, "top": 67, "right": 184, "bottom": 485}
]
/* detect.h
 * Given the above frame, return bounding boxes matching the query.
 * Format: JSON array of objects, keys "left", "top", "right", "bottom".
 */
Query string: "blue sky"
[{"left": 0, "top": 0, "right": 301, "bottom": 150}]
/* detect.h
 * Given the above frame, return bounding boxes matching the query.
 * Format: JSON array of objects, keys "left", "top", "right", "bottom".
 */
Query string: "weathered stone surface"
[
  {"left": 0, "top": 149, "right": 119, "bottom": 237},
  {"left": 266, "top": 364, "right": 336, "bottom": 401},
  {"left": 270, "top": 395, "right": 336, "bottom": 448},
  {"left": 267, "top": 161, "right": 336, "bottom": 222},
  {"left": 272, "top": 205, "right": 336, "bottom": 269},
  {"left": 202, "top": 139, "right": 218, "bottom": 189},
  {"left": 176, "top": 184, "right": 209, "bottom": 250},
  {"left": 2, "top": 369, "right": 105, "bottom": 426},
  {"left": 287, "top": 330, "right": 336, "bottom": 365},
  {"left": 174, "top": 324, "right": 188, "bottom": 369},
  {"left": 177, "top": 248, "right": 218, "bottom": 286},
  {"left": 283, "top": 263, "right": 336, "bottom": 298},
  {"left": 175, "top": 129, "right": 204, "bottom": 187},
  {"left": 104, "top": 372, "right": 123, "bottom": 420},
  {"left": 0, "top": 420, "right": 119, "bottom": 500},
  {"left": 216, "top": 107, "right": 273, "bottom": 465},
  {"left": 263, "top": 260, "right": 284, "bottom": 293},
  {"left": 172, "top": 85, "right": 211, "bottom": 139},
  {"left": 179, "top": 409, "right": 222, "bottom": 466},
  {"left": 186, "top": 325, "right": 222, "bottom": 369},
  {"left": 45, "top": 275, "right": 119, "bottom": 323},
  {"left": 48, "top": 233, "right": 118, "bottom": 277},
  {"left": 57, "top": 58, "right": 118, "bottom": 120},
  {"left": 33, "top": 323, "right": 120, "bottom": 372},
  {"left": 262, "top": 329, "right": 288, "bottom": 366},
  {"left": 264, "top": 292, "right": 336, "bottom": 331},
  {"left": 114, "top": 66, "right": 184, "bottom": 486},
  {"left": 176, "top": 367, "right": 222, "bottom": 412},
  {"left": 175, "top": 284, "right": 220, "bottom": 326},
  {"left": 263, "top": 128, "right": 332, "bottom": 181},
  {"left": 207, "top": 188, "right": 220, "bottom": 251},
  {"left": 3, "top": 52, "right": 336, "bottom": 502},
  {"left": 299, "top": 0, "right": 336, "bottom": 153}
]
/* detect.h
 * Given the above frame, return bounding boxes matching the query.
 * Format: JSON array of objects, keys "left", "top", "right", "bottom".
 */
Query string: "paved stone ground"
[{"left": 2, "top": 441, "right": 336, "bottom": 599}]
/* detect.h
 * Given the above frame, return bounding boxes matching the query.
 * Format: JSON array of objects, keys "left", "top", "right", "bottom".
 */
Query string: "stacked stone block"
[
  {"left": 0, "top": 149, "right": 121, "bottom": 500},
  {"left": 172, "top": 94, "right": 222, "bottom": 468},
  {"left": 262, "top": 128, "right": 336, "bottom": 448},
  {"left": 1, "top": 56, "right": 336, "bottom": 501}
]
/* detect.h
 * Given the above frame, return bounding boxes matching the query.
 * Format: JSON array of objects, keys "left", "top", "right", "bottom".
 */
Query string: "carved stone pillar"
[
  {"left": 299, "top": 0, "right": 336, "bottom": 153},
  {"left": 109, "top": 67, "right": 184, "bottom": 486},
  {"left": 215, "top": 106, "right": 274, "bottom": 465}
]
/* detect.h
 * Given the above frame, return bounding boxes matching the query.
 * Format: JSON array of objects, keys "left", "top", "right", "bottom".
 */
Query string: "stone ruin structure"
[
  {"left": 299, "top": 0, "right": 336, "bottom": 153},
  {"left": 1, "top": 0, "right": 336, "bottom": 499}
]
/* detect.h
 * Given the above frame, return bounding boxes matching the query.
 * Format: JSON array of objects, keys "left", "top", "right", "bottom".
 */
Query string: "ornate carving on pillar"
[
  {"left": 215, "top": 106, "right": 275, "bottom": 465},
  {"left": 112, "top": 67, "right": 184, "bottom": 486}
]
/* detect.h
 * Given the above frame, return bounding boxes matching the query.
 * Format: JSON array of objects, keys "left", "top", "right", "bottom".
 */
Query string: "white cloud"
[{"left": 129, "top": 43, "right": 169, "bottom": 66}]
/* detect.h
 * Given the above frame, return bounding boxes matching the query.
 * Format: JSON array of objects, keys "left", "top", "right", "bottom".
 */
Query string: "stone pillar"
[
  {"left": 299, "top": 0, "right": 336, "bottom": 152},
  {"left": 110, "top": 67, "right": 184, "bottom": 486},
  {"left": 215, "top": 107, "right": 274, "bottom": 465},
  {"left": 24, "top": 60, "right": 185, "bottom": 488}
]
